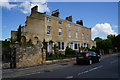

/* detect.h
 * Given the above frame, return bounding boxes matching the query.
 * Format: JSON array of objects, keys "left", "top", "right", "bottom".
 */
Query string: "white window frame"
[
  {"left": 47, "top": 26, "right": 51, "bottom": 34},
  {"left": 47, "top": 17, "right": 51, "bottom": 22},
  {"left": 68, "top": 30, "right": 71, "bottom": 38},
  {"left": 76, "top": 25, "right": 78, "bottom": 30},
  {"left": 58, "top": 28, "right": 62, "bottom": 36},
  {"left": 74, "top": 42, "right": 80, "bottom": 50},
  {"left": 82, "top": 33, "right": 84, "bottom": 40},
  {"left": 57, "top": 41, "right": 65, "bottom": 51},
  {"left": 68, "top": 23, "right": 71, "bottom": 27},
  {"left": 87, "top": 34, "right": 89, "bottom": 40},
  {"left": 69, "top": 42, "right": 74, "bottom": 50},
  {"left": 76, "top": 32, "right": 78, "bottom": 39}
]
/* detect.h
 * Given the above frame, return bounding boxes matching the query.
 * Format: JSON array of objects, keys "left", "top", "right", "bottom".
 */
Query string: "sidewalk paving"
[{"left": 2, "top": 58, "right": 76, "bottom": 78}]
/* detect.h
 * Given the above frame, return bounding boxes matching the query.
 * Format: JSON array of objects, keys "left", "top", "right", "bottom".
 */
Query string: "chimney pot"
[
  {"left": 51, "top": 9, "right": 60, "bottom": 17},
  {"left": 31, "top": 5, "right": 38, "bottom": 14},
  {"left": 76, "top": 20, "right": 83, "bottom": 26},
  {"left": 65, "top": 16, "right": 72, "bottom": 22}
]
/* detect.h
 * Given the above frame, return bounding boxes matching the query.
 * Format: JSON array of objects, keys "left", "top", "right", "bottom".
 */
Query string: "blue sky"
[{"left": 1, "top": 2, "right": 118, "bottom": 40}]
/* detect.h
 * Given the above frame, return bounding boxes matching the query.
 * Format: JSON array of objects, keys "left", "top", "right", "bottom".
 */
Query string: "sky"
[{"left": 1, "top": 0, "right": 119, "bottom": 40}]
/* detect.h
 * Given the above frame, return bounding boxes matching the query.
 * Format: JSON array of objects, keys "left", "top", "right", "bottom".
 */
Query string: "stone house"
[{"left": 11, "top": 5, "right": 96, "bottom": 54}]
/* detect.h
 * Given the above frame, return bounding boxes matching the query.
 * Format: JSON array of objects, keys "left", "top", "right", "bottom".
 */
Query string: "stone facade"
[
  {"left": 11, "top": 5, "right": 96, "bottom": 54},
  {"left": 16, "top": 45, "right": 46, "bottom": 68}
]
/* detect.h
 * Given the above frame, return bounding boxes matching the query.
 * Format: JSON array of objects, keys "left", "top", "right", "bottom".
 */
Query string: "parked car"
[{"left": 76, "top": 51, "right": 101, "bottom": 65}]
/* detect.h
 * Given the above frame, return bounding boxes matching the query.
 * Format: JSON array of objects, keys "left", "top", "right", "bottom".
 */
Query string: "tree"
[
  {"left": 115, "top": 34, "right": 120, "bottom": 52},
  {"left": 107, "top": 34, "right": 115, "bottom": 40},
  {"left": 107, "top": 34, "right": 120, "bottom": 52},
  {"left": 2, "top": 39, "right": 10, "bottom": 48},
  {"left": 102, "top": 39, "right": 112, "bottom": 50},
  {"left": 94, "top": 37, "right": 103, "bottom": 49},
  {"left": 17, "top": 25, "right": 21, "bottom": 43},
  {"left": 107, "top": 35, "right": 116, "bottom": 48},
  {"left": 42, "top": 39, "right": 47, "bottom": 50},
  {"left": 94, "top": 37, "right": 113, "bottom": 54}
]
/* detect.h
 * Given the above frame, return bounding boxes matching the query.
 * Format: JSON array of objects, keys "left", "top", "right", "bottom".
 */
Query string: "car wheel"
[
  {"left": 88, "top": 60, "right": 92, "bottom": 65},
  {"left": 98, "top": 58, "right": 101, "bottom": 62}
]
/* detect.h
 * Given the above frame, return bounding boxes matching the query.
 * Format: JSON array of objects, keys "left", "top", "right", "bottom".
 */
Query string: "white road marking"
[
  {"left": 65, "top": 76, "right": 73, "bottom": 79},
  {"left": 110, "top": 60, "right": 117, "bottom": 64},
  {"left": 78, "top": 65, "right": 103, "bottom": 76}
]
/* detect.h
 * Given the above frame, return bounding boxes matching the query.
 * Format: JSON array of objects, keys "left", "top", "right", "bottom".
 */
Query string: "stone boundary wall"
[{"left": 16, "top": 45, "right": 46, "bottom": 68}]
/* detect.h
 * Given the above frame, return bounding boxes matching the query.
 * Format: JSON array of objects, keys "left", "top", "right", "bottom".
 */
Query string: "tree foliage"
[
  {"left": 42, "top": 39, "right": 48, "bottom": 50},
  {"left": 17, "top": 25, "right": 21, "bottom": 42},
  {"left": 2, "top": 39, "right": 10, "bottom": 48},
  {"left": 94, "top": 34, "right": 120, "bottom": 53}
]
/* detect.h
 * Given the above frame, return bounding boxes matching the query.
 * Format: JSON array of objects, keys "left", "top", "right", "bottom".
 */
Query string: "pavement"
[
  {"left": 2, "top": 58, "right": 75, "bottom": 78},
  {"left": 2, "top": 53, "right": 119, "bottom": 79}
]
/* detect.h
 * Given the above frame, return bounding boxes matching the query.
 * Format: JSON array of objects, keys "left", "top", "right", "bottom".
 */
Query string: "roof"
[{"left": 44, "top": 14, "right": 91, "bottom": 29}]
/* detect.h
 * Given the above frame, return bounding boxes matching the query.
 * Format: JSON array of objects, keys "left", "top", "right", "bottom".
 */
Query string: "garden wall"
[{"left": 16, "top": 45, "right": 46, "bottom": 68}]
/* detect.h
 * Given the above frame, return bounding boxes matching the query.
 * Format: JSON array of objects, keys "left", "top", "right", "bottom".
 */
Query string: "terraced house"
[{"left": 11, "top": 5, "right": 95, "bottom": 54}]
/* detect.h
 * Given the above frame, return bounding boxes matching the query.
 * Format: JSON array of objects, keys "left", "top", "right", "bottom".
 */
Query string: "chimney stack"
[
  {"left": 31, "top": 5, "right": 38, "bottom": 14},
  {"left": 65, "top": 16, "right": 72, "bottom": 22},
  {"left": 51, "top": 9, "right": 60, "bottom": 17},
  {"left": 76, "top": 20, "right": 83, "bottom": 26}
]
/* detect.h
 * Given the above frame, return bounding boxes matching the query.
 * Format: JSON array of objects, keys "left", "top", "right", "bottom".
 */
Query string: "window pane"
[
  {"left": 47, "top": 17, "right": 51, "bottom": 22},
  {"left": 58, "top": 21, "right": 62, "bottom": 24},
  {"left": 58, "top": 42, "right": 60, "bottom": 49},
  {"left": 68, "top": 30, "right": 71, "bottom": 38},
  {"left": 82, "top": 33, "right": 84, "bottom": 40},
  {"left": 47, "top": 26, "right": 51, "bottom": 34},
  {"left": 76, "top": 32, "right": 78, "bottom": 38},
  {"left": 75, "top": 43, "right": 77, "bottom": 49},
  {"left": 58, "top": 28, "right": 62, "bottom": 36},
  {"left": 62, "top": 42, "right": 64, "bottom": 50},
  {"left": 87, "top": 34, "right": 89, "bottom": 40},
  {"left": 68, "top": 23, "right": 71, "bottom": 27},
  {"left": 76, "top": 25, "right": 78, "bottom": 30}
]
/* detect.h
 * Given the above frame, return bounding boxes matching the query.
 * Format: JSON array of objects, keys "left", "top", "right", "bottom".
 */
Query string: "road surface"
[{"left": 17, "top": 53, "right": 119, "bottom": 79}]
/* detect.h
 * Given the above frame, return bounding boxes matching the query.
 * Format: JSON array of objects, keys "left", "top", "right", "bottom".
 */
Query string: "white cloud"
[
  {"left": 0, "top": 0, "right": 17, "bottom": 10},
  {"left": 19, "top": 1, "right": 31, "bottom": 14},
  {"left": 0, "top": 0, "right": 50, "bottom": 14},
  {"left": 92, "top": 23, "right": 118, "bottom": 40}
]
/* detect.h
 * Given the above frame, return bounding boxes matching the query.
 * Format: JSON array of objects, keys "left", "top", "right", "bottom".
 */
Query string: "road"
[{"left": 16, "top": 53, "right": 119, "bottom": 79}]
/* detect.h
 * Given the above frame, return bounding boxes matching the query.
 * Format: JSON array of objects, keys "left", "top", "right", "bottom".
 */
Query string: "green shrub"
[{"left": 65, "top": 47, "right": 76, "bottom": 56}]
